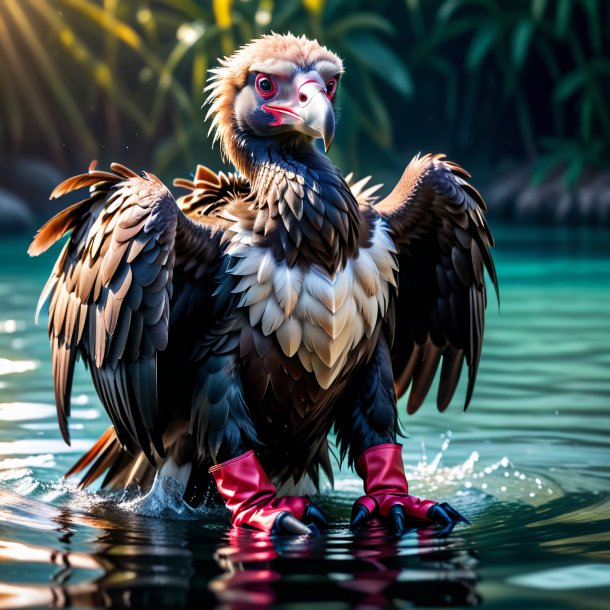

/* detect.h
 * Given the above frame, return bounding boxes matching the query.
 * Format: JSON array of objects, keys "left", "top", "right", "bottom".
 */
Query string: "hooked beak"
[
  {"left": 263, "top": 80, "right": 335, "bottom": 152},
  {"left": 297, "top": 82, "right": 335, "bottom": 152}
]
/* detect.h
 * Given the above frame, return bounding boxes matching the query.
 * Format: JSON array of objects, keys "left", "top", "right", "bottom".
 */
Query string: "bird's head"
[{"left": 205, "top": 33, "right": 343, "bottom": 175}]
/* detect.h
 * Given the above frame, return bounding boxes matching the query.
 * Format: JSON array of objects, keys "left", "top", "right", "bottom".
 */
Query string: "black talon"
[
  {"left": 389, "top": 505, "right": 406, "bottom": 535},
  {"left": 426, "top": 502, "right": 470, "bottom": 526},
  {"left": 273, "top": 512, "right": 314, "bottom": 536},
  {"left": 434, "top": 521, "right": 458, "bottom": 537},
  {"left": 439, "top": 502, "right": 470, "bottom": 524},
  {"left": 303, "top": 503, "right": 329, "bottom": 529},
  {"left": 307, "top": 523, "right": 320, "bottom": 536},
  {"left": 350, "top": 504, "right": 371, "bottom": 530}
]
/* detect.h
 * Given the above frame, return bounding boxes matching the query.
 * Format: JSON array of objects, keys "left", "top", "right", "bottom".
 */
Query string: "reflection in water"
[
  {"left": 212, "top": 524, "right": 480, "bottom": 608},
  {"left": 0, "top": 498, "right": 481, "bottom": 609}
]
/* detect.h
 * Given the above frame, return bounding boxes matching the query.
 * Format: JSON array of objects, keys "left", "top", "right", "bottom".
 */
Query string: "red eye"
[
  {"left": 255, "top": 73, "right": 277, "bottom": 98},
  {"left": 326, "top": 78, "right": 338, "bottom": 100}
]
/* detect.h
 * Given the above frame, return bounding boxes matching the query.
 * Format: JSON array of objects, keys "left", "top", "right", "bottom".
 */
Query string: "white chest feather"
[{"left": 226, "top": 220, "right": 398, "bottom": 389}]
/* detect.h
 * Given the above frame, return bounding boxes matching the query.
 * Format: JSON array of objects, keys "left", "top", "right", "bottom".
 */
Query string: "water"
[{"left": 1, "top": 226, "right": 609, "bottom": 609}]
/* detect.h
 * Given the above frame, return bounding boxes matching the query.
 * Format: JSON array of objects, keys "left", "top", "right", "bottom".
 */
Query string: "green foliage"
[
  {"left": 426, "top": 0, "right": 610, "bottom": 185},
  {"left": 0, "top": 0, "right": 608, "bottom": 187},
  {"left": 0, "top": 0, "right": 191, "bottom": 165}
]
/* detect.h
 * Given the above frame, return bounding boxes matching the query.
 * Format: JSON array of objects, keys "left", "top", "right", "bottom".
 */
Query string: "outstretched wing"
[
  {"left": 29, "top": 163, "right": 225, "bottom": 459},
  {"left": 375, "top": 153, "right": 498, "bottom": 413}
]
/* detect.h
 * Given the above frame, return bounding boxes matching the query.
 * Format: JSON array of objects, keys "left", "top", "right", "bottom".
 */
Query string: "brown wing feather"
[
  {"left": 174, "top": 164, "right": 254, "bottom": 225},
  {"left": 344, "top": 172, "right": 383, "bottom": 207},
  {"left": 29, "top": 163, "right": 223, "bottom": 459},
  {"left": 376, "top": 153, "right": 497, "bottom": 413}
]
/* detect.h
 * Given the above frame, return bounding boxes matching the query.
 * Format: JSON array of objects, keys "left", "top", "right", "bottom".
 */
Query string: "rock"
[
  {"left": 581, "top": 173, "right": 610, "bottom": 223},
  {"left": 0, "top": 157, "right": 64, "bottom": 219},
  {"left": 514, "top": 178, "right": 561, "bottom": 223},
  {"left": 485, "top": 162, "right": 531, "bottom": 218},
  {"left": 488, "top": 159, "right": 610, "bottom": 225},
  {"left": 0, "top": 188, "right": 34, "bottom": 232}
]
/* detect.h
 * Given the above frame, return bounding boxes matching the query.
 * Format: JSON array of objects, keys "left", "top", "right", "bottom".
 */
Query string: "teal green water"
[{"left": 0, "top": 226, "right": 609, "bottom": 609}]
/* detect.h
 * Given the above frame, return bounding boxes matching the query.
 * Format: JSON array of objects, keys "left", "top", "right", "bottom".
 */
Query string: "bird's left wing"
[
  {"left": 28, "top": 163, "right": 225, "bottom": 459},
  {"left": 375, "top": 154, "right": 498, "bottom": 413}
]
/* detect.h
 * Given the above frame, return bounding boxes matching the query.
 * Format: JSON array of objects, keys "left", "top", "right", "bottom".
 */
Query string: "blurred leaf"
[
  {"left": 7, "top": 0, "right": 97, "bottom": 154},
  {"left": 303, "top": 0, "right": 325, "bottom": 15},
  {"left": 591, "top": 86, "right": 610, "bottom": 140},
  {"left": 0, "top": 47, "right": 23, "bottom": 146},
  {"left": 436, "top": 0, "right": 461, "bottom": 25},
  {"left": 534, "top": 37, "right": 560, "bottom": 80},
  {"left": 555, "top": 0, "right": 571, "bottom": 37},
  {"left": 36, "top": 2, "right": 154, "bottom": 134},
  {"left": 271, "top": 0, "right": 302, "bottom": 29},
  {"left": 343, "top": 33, "right": 414, "bottom": 97},
  {"left": 158, "top": 0, "right": 210, "bottom": 22},
  {"left": 565, "top": 156, "right": 584, "bottom": 188},
  {"left": 192, "top": 50, "right": 207, "bottom": 102},
  {"left": 62, "top": 0, "right": 143, "bottom": 52},
  {"left": 428, "top": 56, "right": 459, "bottom": 119},
  {"left": 581, "top": 95, "right": 592, "bottom": 140},
  {"left": 582, "top": 0, "right": 602, "bottom": 55},
  {"left": 511, "top": 19, "right": 534, "bottom": 69},
  {"left": 213, "top": 0, "right": 233, "bottom": 28},
  {"left": 531, "top": 0, "right": 547, "bottom": 20},
  {"left": 341, "top": 85, "right": 391, "bottom": 149},
  {"left": 466, "top": 21, "right": 500, "bottom": 70},
  {"left": 553, "top": 70, "right": 587, "bottom": 102},
  {"left": 325, "top": 13, "right": 396, "bottom": 39},
  {"left": 437, "top": 0, "right": 498, "bottom": 26},
  {"left": 531, "top": 151, "right": 565, "bottom": 186},
  {"left": 0, "top": 17, "right": 61, "bottom": 152}
]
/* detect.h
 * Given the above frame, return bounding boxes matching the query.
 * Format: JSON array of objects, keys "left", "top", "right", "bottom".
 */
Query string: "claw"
[
  {"left": 303, "top": 503, "right": 329, "bottom": 529},
  {"left": 427, "top": 502, "right": 470, "bottom": 526},
  {"left": 440, "top": 502, "right": 470, "bottom": 524},
  {"left": 434, "top": 521, "right": 458, "bottom": 537},
  {"left": 350, "top": 503, "right": 372, "bottom": 530},
  {"left": 273, "top": 512, "right": 316, "bottom": 536},
  {"left": 389, "top": 505, "right": 406, "bottom": 535}
]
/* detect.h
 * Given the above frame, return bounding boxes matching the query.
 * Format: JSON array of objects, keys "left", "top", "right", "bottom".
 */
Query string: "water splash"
[
  {"left": 411, "top": 433, "right": 563, "bottom": 507},
  {"left": 119, "top": 474, "right": 211, "bottom": 521},
  {"left": 334, "top": 433, "right": 562, "bottom": 511}
]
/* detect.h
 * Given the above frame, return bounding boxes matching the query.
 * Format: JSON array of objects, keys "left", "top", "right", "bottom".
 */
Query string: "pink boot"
[
  {"left": 351, "top": 444, "right": 468, "bottom": 533},
  {"left": 210, "top": 450, "right": 328, "bottom": 534}
]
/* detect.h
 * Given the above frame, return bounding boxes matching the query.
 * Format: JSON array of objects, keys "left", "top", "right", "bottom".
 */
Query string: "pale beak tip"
[{"left": 322, "top": 126, "right": 334, "bottom": 153}]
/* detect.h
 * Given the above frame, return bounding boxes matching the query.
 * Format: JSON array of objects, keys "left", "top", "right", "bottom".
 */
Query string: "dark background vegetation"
[{"left": 1, "top": 0, "right": 609, "bottom": 227}]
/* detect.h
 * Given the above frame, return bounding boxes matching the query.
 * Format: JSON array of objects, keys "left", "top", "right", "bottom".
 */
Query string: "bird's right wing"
[
  {"left": 28, "top": 163, "right": 225, "bottom": 459},
  {"left": 374, "top": 154, "right": 497, "bottom": 413},
  {"left": 344, "top": 172, "right": 383, "bottom": 207}
]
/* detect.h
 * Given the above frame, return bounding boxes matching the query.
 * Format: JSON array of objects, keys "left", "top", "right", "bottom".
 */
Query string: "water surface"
[{"left": 0, "top": 226, "right": 609, "bottom": 608}]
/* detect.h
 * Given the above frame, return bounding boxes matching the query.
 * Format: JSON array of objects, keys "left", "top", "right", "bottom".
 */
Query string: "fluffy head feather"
[{"left": 205, "top": 33, "right": 343, "bottom": 172}]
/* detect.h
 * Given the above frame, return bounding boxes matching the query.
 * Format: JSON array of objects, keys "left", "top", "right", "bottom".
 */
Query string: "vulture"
[{"left": 29, "top": 34, "right": 497, "bottom": 535}]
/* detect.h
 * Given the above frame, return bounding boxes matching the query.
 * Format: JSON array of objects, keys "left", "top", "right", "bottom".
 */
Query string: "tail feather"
[
  {"left": 63, "top": 425, "right": 156, "bottom": 491},
  {"left": 77, "top": 437, "right": 122, "bottom": 490},
  {"left": 64, "top": 424, "right": 190, "bottom": 494},
  {"left": 64, "top": 426, "right": 116, "bottom": 480},
  {"left": 64, "top": 426, "right": 126, "bottom": 489}
]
